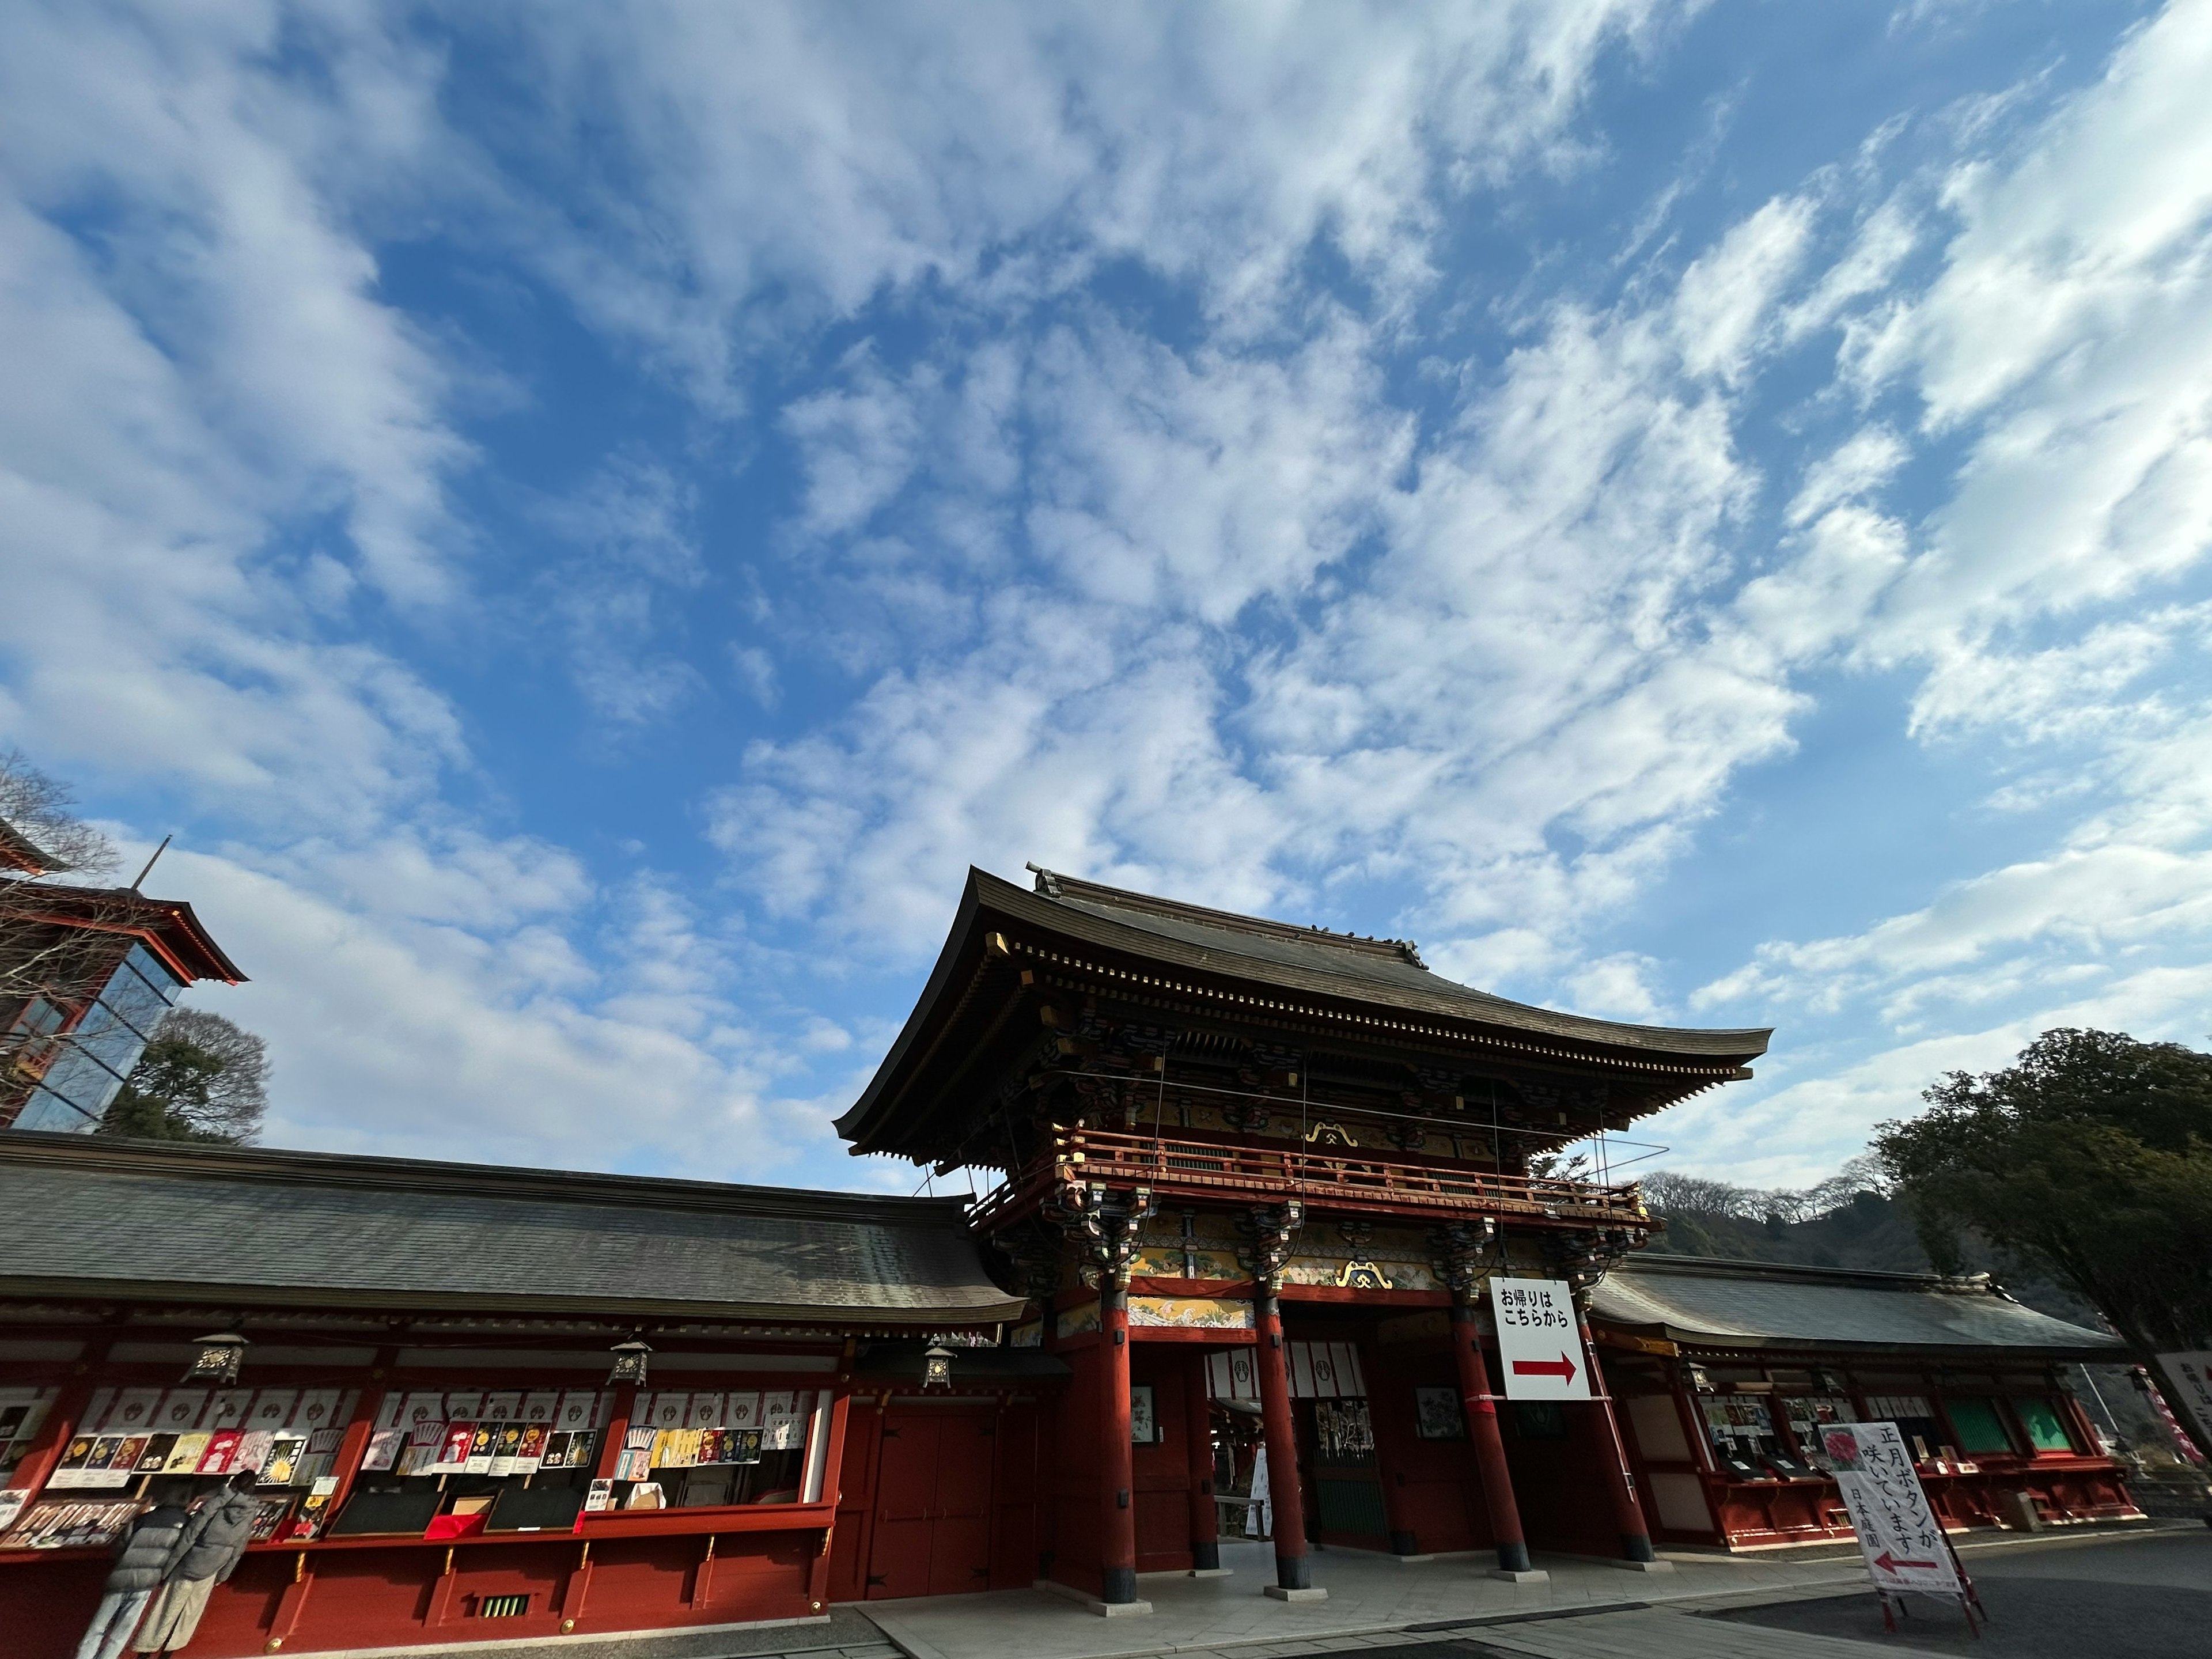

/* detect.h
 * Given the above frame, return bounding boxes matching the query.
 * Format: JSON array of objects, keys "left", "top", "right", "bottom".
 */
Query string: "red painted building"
[
  {"left": 0, "top": 1133, "right": 1035, "bottom": 1657},
  {"left": 0, "top": 866, "right": 2143, "bottom": 1653},
  {"left": 1591, "top": 1255, "right": 2138, "bottom": 1548},
  {"left": 0, "top": 873, "right": 245, "bottom": 1132}
]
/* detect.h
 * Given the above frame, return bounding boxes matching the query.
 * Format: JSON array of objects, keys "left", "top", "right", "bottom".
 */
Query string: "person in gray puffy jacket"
[
  {"left": 71, "top": 1502, "right": 189, "bottom": 1659},
  {"left": 132, "top": 1474, "right": 263, "bottom": 1656}
]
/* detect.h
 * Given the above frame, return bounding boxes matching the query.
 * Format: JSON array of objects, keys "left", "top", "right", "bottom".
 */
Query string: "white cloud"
[
  {"left": 156, "top": 842, "right": 861, "bottom": 1181},
  {"left": 1, "top": 2, "right": 468, "bottom": 607},
  {"left": 491, "top": 2, "right": 1683, "bottom": 389},
  {"left": 1852, "top": 2, "right": 2212, "bottom": 648},
  {"left": 1671, "top": 195, "right": 1816, "bottom": 384},
  {"left": 12, "top": 0, "right": 2212, "bottom": 1203},
  {"left": 0, "top": 8, "right": 469, "bottom": 830},
  {"left": 536, "top": 457, "right": 708, "bottom": 727},
  {"left": 1565, "top": 952, "right": 1665, "bottom": 1021},
  {"left": 0, "top": 4, "right": 862, "bottom": 1186},
  {"left": 1785, "top": 426, "right": 1907, "bottom": 528}
]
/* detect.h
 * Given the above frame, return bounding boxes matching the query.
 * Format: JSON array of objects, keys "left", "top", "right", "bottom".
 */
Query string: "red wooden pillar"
[
  {"left": 1253, "top": 1296, "right": 1313, "bottom": 1592},
  {"left": 7, "top": 1367, "right": 101, "bottom": 1500},
  {"left": 806, "top": 1369, "right": 856, "bottom": 1612},
  {"left": 558, "top": 1542, "right": 594, "bottom": 1626},
  {"left": 1450, "top": 1302, "right": 1532, "bottom": 1574},
  {"left": 1099, "top": 1286, "right": 1140, "bottom": 1604},
  {"left": 594, "top": 1382, "right": 639, "bottom": 1482},
  {"left": 1579, "top": 1316, "right": 1656, "bottom": 1562},
  {"left": 268, "top": 1549, "right": 315, "bottom": 1643},
  {"left": 1182, "top": 1349, "right": 1221, "bottom": 1571},
  {"left": 320, "top": 1377, "right": 387, "bottom": 1521}
]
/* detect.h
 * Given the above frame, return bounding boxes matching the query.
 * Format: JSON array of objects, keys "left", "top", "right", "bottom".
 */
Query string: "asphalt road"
[
  {"left": 1282, "top": 1529, "right": 2212, "bottom": 1659},
  {"left": 1707, "top": 1529, "right": 2212, "bottom": 1659}
]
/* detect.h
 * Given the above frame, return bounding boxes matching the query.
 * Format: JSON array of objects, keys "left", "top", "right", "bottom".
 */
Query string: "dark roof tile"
[
  {"left": 0, "top": 1133, "right": 1022, "bottom": 1326},
  {"left": 1593, "top": 1254, "right": 2122, "bottom": 1358}
]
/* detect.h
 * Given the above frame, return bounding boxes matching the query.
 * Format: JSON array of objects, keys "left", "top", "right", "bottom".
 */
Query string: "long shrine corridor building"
[{"left": 0, "top": 867, "right": 2140, "bottom": 1655}]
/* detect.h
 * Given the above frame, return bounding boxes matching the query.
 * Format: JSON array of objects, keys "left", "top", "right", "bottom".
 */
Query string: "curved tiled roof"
[
  {"left": 1017, "top": 868, "right": 1770, "bottom": 1062},
  {"left": 1593, "top": 1253, "right": 2123, "bottom": 1359},
  {"left": 0, "top": 1133, "right": 1023, "bottom": 1327}
]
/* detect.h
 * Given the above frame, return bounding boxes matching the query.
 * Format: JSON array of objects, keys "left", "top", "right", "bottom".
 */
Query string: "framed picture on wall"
[
  {"left": 1414, "top": 1387, "right": 1465, "bottom": 1440},
  {"left": 1130, "top": 1384, "right": 1161, "bottom": 1444}
]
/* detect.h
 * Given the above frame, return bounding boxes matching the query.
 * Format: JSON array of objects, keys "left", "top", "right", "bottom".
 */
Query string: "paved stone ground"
[
  {"left": 853, "top": 1534, "right": 1880, "bottom": 1659},
  {"left": 1708, "top": 1527, "right": 2212, "bottom": 1659},
  {"left": 294, "top": 1522, "right": 2193, "bottom": 1659},
  {"left": 301, "top": 1604, "right": 894, "bottom": 1659}
]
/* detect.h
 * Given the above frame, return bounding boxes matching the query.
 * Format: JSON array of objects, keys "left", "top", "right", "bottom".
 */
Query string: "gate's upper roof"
[
  {"left": 837, "top": 866, "right": 1770, "bottom": 1155},
  {"left": 1026, "top": 866, "right": 1770, "bottom": 1054}
]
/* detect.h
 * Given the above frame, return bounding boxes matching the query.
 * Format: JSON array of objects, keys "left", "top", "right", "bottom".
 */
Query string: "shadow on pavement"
[{"left": 1708, "top": 1532, "right": 2212, "bottom": 1659}]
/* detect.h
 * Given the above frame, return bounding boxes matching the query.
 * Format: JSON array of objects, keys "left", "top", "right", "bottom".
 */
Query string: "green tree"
[
  {"left": 99, "top": 1007, "right": 268, "bottom": 1145},
  {"left": 1874, "top": 1028, "right": 2212, "bottom": 1449}
]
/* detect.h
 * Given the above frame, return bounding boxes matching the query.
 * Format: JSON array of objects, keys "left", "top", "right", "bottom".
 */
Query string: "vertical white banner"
[
  {"left": 1824, "top": 1422, "right": 1963, "bottom": 1596},
  {"left": 2154, "top": 1353, "right": 2212, "bottom": 1450},
  {"left": 1489, "top": 1277, "right": 1592, "bottom": 1400}
]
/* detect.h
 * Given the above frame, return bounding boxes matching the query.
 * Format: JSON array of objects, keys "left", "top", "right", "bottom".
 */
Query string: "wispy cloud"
[{"left": 5, "top": 0, "right": 2209, "bottom": 1198}]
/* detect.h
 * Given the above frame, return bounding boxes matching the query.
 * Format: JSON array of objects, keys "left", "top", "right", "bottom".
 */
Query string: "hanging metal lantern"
[
  {"left": 608, "top": 1337, "right": 653, "bottom": 1386},
  {"left": 184, "top": 1332, "right": 248, "bottom": 1385},
  {"left": 922, "top": 1343, "right": 955, "bottom": 1391}
]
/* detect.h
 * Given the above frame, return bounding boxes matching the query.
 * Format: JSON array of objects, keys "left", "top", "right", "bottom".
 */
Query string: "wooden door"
[
  {"left": 928, "top": 1414, "right": 995, "bottom": 1594},
  {"left": 866, "top": 1417, "right": 941, "bottom": 1599},
  {"left": 990, "top": 1405, "right": 1039, "bottom": 1589},
  {"left": 863, "top": 1408, "right": 998, "bottom": 1600}
]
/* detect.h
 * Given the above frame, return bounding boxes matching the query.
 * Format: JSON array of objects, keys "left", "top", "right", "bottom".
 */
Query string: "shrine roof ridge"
[
  {"left": 1004, "top": 866, "right": 1770, "bottom": 1060},
  {"left": 1597, "top": 1251, "right": 2125, "bottom": 1359},
  {"left": 0, "top": 1127, "right": 971, "bottom": 1228},
  {"left": 0, "top": 875, "right": 246, "bottom": 983},
  {"left": 1027, "top": 865, "right": 1429, "bottom": 966},
  {"left": 0, "top": 1131, "right": 1024, "bottom": 1326}
]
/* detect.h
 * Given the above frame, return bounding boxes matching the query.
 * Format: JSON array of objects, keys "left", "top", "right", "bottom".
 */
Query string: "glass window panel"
[
  {"left": 15, "top": 1088, "right": 101, "bottom": 1132},
  {"left": 1699, "top": 1396, "right": 1779, "bottom": 1463},
  {"left": 106, "top": 948, "right": 183, "bottom": 1039},
  {"left": 1945, "top": 1397, "right": 2016, "bottom": 1455},
  {"left": 33, "top": 946, "right": 188, "bottom": 1126},
  {"left": 2013, "top": 1397, "right": 2075, "bottom": 1454},
  {"left": 27, "top": 1046, "right": 119, "bottom": 1119},
  {"left": 1783, "top": 1395, "right": 1858, "bottom": 1470}
]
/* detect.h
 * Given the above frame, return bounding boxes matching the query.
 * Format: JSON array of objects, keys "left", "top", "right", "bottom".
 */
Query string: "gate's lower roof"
[
  {"left": 0, "top": 1132, "right": 1025, "bottom": 1328},
  {"left": 1593, "top": 1253, "right": 2123, "bottom": 1360}
]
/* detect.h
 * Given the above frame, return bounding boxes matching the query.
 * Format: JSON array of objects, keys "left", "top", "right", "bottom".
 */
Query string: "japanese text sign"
[
  {"left": 2155, "top": 1353, "right": 2212, "bottom": 1451},
  {"left": 1824, "top": 1421, "right": 1961, "bottom": 1596},
  {"left": 1489, "top": 1277, "right": 1591, "bottom": 1400}
]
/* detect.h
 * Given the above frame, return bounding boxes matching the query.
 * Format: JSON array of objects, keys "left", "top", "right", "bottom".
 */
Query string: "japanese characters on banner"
[
  {"left": 1489, "top": 1277, "right": 1591, "bottom": 1401},
  {"left": 1823, "top": 1422, "right": 1963, "bottom": 1598},
  {"left": 2154, "top": 1353, "right": 2212, "bottom": 1453}
]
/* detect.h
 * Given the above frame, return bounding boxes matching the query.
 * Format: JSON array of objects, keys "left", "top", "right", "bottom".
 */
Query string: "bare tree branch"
[{"left": 0, "top": 749, "right": 119, "bottom": 877}]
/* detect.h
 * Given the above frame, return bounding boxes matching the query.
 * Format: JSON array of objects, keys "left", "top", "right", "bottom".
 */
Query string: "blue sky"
[{"left": 6, "top": 1, "right": 2210, "bottom": 1194}]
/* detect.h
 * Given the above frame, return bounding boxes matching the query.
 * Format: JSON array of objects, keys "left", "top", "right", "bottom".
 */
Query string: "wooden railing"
[{"left": 966, "top": 1127, "right": 1646, "bottom": 1232}]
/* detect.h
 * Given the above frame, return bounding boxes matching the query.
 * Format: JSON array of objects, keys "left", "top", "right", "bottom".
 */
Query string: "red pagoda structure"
[
  {"left": 1, "top": 849, "right": 245, "bottom": 1132},
  {"left": 838, "top": 867, "right": 1773, "bottom": 1606}
]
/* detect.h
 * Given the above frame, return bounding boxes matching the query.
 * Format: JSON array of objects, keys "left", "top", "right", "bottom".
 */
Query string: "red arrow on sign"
[
  {"left": 1870, "top": 1550, "right": 1939, "bottom": 1574},
  {"left": 1510, "top": 1353, "right": 1577, "bottom": 1384}
]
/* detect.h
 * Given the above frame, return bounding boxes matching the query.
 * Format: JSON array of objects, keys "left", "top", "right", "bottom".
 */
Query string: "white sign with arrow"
[
  {"left": 1821, "top": 1419, "right": 1983, "bottom": 1633},
  {"left": 1488, "top": 1277, "right": 1592, "bottom": 1401}
]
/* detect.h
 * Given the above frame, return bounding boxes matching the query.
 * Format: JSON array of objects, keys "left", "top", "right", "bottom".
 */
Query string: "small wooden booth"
[{"left": 1592, "top": 1254, "right": 2142, "bottom": 1548}]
